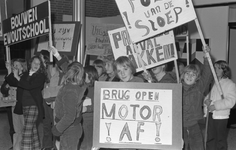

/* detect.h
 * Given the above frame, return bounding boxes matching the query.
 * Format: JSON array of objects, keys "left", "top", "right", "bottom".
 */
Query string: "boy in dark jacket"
[{"left": 182, "top": 46, "right": 212, "bottom": 150}]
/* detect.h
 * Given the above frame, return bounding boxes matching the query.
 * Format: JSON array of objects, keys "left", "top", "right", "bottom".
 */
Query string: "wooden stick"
[
  {"left": 4, "top": 0, "right": 10, "bottom": 62},
  {"left": 83, "top": 52, "right": 87, "bottom": 67},
  {"left": 174, "top": 60, "right": 180, "bottom": 83},
  {"left": 194, "top": 18, "right": 223, "bottom": 97},
  {"left": 48, "top": 0, "right": 53, "bottom": 62},
  {"left": 204, "top": 110, "right": 209, "bottom": 149},
  {"left": 195, "top": 18, "right": 224, "bottom": 150},
  {"left": 204, "top": 90, "right": 211, "bottom": 150},
  {"left": 186, "top": 32, "right": 190, "bottom": 65}
]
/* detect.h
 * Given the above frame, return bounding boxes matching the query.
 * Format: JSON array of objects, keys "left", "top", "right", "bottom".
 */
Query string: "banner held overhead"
[
  {"left": 115, "top": 0, "right": 197, "bottom": 43},
  {"left": 108, "top": 27, "right": 178, "bottom": 72},
  {"left": 2, "top": 1, "right": 49, "bottom": 46}
]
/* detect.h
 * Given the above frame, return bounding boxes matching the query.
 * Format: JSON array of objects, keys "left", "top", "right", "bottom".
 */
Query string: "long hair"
[
  {"left": 28, "top": 55, "right": 49, "bottom": 83},
  {"left": 39, "top": 49, "right": 57, "bottom": 67},
  {"left": 84, "top": 65, "right": 99, "bottom": 87},
  {"left": 214, "top": 60, "right": 231, "bottom": 79},
  {"left": 63, "top": 61, "right": 84, "bottom": 86}
]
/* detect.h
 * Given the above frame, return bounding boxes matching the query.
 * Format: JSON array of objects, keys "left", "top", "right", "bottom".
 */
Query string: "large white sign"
[
  {"left": 108, "top": 27, "right": 178, "bottom": 72},
  {"left": 115, "top": 0, "right": 197, "bottom": 43},
  {"left": 100, "top": 88, "right": 172, "bottom": 144},
  {"left": 93, "top": 82, "right": 182, "bottom": 149}
]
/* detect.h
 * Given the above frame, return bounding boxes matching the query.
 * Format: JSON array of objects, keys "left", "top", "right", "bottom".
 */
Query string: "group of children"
[{"left": 1, "top": 45, "right": 236, "bottom": 150}]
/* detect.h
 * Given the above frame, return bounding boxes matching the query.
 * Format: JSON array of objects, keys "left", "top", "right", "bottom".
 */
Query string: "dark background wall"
[{"left": 51, "top": 0, "right": 120, "bottom": 22}]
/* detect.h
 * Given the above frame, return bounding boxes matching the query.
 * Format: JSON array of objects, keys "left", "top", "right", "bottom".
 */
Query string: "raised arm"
[
  {"left": 49, "top": 45, "right": 70, "bottom": 74},
  {"left": 197, "top": 46, "right": 213, "bottom": 93}
]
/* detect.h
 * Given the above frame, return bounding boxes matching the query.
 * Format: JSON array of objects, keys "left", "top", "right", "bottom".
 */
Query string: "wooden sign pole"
[
  {"left": 48, "top": 0, "right": 53, "bottom": 62},
  {"left": 4, "top": 0, "right": 10, "bottom": 62},
  {"left": 83, "top": 52, "right": 87, "bottom": 67},
  {"left": 174, "top": 60, "right": 180, "bottom": 83},
  {"left": 194, "top": 18, "right": 223, "bottom": 97},
  {"left": 194, "top": 18, "right": 224, "bottom": 150},
  {"left": 186, "top": 33, "right": 190, "bottom": 65}
]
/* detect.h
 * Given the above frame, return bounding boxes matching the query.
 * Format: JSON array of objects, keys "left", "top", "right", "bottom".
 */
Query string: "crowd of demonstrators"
[{"left": 1, "top": 44, "right": 236, "bottom": 150}]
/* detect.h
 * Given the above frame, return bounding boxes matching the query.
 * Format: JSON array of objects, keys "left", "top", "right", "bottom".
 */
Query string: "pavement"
[{"left": 0, "top": 109, "right": 236, "bottom": 150}]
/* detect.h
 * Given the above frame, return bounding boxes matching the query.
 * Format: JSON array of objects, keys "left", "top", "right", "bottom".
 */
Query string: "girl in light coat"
[{"left": 204, "top": 60, "right": 236, "bottom": 150}]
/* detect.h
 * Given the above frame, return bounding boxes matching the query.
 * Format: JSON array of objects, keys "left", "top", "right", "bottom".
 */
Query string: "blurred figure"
[{"left": 93, "top": 59, "right": 107, "bottom": 81}]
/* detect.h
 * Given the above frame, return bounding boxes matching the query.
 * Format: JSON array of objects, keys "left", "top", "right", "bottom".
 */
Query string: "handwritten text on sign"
[
  {"left": 2, "top": 1, "right": 49, "bottom": 46},
  {"left": 108, "top": 27, "right": 177, "bottom": 72},
  {"left": 53, "top": 24, "right": 75, "bottom": 52},
  {"left": 36, "top": 23, "right": 77, "bottom": 53},
  {"left": 115, "top": 0, "right": 196, "bottom": 43},
  {"left": 87, "top": 23, "right": 123, "bottom": 45},
  {"left": 86, "top": 23, "right": 123, "bottom": 56},
  {"left": 100, "top": 88, "right": 172, "bottom": 145}
]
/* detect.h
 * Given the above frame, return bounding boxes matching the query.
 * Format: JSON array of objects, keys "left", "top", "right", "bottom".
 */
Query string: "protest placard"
[
  {"left": 2, "top": 1, "right": 49, "bottom": 46},
  {"left": 93, "top": 82, "right": 182, "bottom": 149},
  {"left": 108, "top": 27, "right": 178, "bottom": 72},
  {"left": 35, "top": 22, "right": 81, "bottom": 56},
  {"left": 86, "top": 23, "right": 123, "bottom": 56},
  {"left": 115, "top": 0, "right": 197, "bottom": 43}
]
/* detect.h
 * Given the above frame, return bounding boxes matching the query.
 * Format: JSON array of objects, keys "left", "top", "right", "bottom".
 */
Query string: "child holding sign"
[
  {"left": 182, "top": 46, "right": 212, "bottom": 150},
  {"left": 204, "top": 60, "right": 236, "bottom": 150}
]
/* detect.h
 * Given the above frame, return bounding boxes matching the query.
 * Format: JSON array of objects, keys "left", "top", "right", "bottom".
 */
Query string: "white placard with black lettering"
[{"left": 115, "top": 0, "right": 196, "bottom": 43}]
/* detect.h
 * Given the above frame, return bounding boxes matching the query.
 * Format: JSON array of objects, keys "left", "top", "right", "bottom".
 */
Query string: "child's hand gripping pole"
[{"left": 195, "top": 19, "right": 223, "bottom": 98}]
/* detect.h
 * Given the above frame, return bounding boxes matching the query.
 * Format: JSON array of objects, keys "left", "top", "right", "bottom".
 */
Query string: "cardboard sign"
[
  {"left": 115, "top": 0, "right": 196, "bottom": 43},
  {"left": 35, "top": 22, "right": 81, "bottom": 56},
  {"left": 93, "top": 82, "right": 182, "bottom": 149},
  {"left": 2, "top": 1, "right": 49, "bottom": 46},
  {"left": 86, "top": 23, "right": 123, "bottom": 56},
  {"left": 108, "top": 27, "right": 178, "bottom": 72}
]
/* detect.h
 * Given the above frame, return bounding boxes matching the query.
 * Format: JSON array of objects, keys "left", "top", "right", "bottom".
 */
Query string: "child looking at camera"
[
  {"left": 115, "top": 56, "right": 144, "bottom": 82},
  {"left": 182, "top": 46, "right": 212, "bottom": 150}
]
